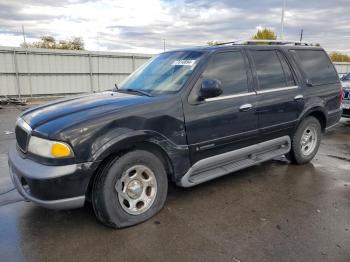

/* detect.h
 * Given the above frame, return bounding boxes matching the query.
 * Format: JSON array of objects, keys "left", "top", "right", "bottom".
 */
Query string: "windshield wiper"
[{"left": 124, "top": 88, "right": 152, "bottom": 97}]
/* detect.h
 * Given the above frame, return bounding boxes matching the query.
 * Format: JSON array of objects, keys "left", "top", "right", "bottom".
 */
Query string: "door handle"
[
  {"left": 239, "top": 103, "right": 253, "bottom": 112},
  {"left": 294, "top": 94, "right": 304, "bottom": 101}
]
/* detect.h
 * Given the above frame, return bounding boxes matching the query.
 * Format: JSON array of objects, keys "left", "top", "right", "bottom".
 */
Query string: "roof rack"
[{"left": 216, "top": 39, "right": 311, "bottom": 46}]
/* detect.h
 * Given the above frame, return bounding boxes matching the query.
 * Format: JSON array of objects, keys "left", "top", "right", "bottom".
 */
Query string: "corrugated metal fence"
[
  {"left": 1, "top": 45, "right": 349, "bottom": 97},
  {"left": 0, "top": 46, "right": 152, "bottom": 97},
  {"left": 333, "top": 62, "right": 350, "bottom": 77}
]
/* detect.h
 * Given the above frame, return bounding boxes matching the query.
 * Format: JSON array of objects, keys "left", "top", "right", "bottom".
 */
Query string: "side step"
[{"left": 178, "top": 136, "right": 291, "bottom": 187}]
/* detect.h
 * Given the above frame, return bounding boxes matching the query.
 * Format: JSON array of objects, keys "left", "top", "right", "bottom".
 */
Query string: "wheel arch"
[
  {"left": 308, "top": 110, "right": 327, "bottom": 131},
  {"left": 298, "top": 107, "right": 327, "bottom": 132},
  {"left": 85, "top": 137, "right": 175, "bottom": 201}
]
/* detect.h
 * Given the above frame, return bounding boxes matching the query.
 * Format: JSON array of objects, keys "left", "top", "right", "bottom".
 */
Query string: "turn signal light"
[{"left": 51, "top": 143, "right": 72, "bottom": 157}]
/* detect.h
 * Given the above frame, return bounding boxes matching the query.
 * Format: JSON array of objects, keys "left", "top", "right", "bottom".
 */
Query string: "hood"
[{"left": 21, "top": 91, "right": 152, "bottom": 129}]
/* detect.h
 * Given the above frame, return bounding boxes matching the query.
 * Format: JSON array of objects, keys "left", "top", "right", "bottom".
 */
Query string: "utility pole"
[
  {"left": 21, "top": 25, "right": 26, "bottom": 45},
  {"left": 22, "top": 25, "right": 33, "bottom": 97},
  {"left": 299, "top": 29, "right": 303, "bottom": 42},
  {"left": 163, "top": 39, "right": 166, "bottom": 52},
  {"left": 280, "top": 0, "right": 286, "bottom": 40},
  {"left": 97, "top": 33, "right": 100, "bottom": 92}
]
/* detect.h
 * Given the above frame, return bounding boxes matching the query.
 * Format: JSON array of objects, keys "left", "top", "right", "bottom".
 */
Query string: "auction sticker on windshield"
[{"left": 172, "top": 60, "right": 196, "bottom": 66}]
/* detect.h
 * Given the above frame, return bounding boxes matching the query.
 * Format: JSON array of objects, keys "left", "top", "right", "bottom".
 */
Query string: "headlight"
[{"left": 28, "top": 136, "right": 74, "bottom": 158}]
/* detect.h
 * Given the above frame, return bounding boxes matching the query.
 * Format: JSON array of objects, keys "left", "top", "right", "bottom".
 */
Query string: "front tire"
[
  {"left": 287, "top": 116, "right": 321, "bottom": 164},
  {"left": 92, "top": 150, "right": 168, "bottom": 228}
]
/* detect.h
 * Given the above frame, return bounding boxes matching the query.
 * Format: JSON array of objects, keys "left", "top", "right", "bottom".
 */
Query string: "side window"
[
  {"left": 290, "top": 49, "right": 339, "bottom": 85},
  {"left": 277, "top": 52, "right": 296, "bottom": 86},
  {"left": 203, "top": 51, "right": 248, "bottom": 96},
  {"left": 251, "top": 50, "right": 289, "bottom": 90}
]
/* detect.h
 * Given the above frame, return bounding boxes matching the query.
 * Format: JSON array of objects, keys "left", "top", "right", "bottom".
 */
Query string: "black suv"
[{"left": 8, "top": 42, "right": 342, "bottom": 228}]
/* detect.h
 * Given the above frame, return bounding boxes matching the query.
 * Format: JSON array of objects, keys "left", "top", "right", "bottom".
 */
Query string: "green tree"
[
  {"left": 207, "top": 40, "right": 224, "bottom": 46},
  {"left": 252, "top": 28, "right": 277, "bottom": 43},
  {"left": 329, "top": 52, "right": 350, "bottom": 62},
  {"left": 69, "top": 37, "right": 85, "bottom": 50},
  {"left": 21, "top": 36, "right": 84, "bottom": 50}
]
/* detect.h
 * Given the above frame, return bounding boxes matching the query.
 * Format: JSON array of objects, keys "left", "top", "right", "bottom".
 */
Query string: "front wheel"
[
  {"left": 92, "top": 150, "right": 168, "bottom": 228},
  {"left": 287, "top": 116, "right": 322, "bottom": 164}
]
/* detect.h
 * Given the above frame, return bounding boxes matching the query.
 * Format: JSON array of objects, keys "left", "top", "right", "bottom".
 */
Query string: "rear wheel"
[
  {"left": 92, "top": 150, "right": 168, "bottom": 228},
  {"left": 287, "top": 116, "right": 321, "bottom": 164}
]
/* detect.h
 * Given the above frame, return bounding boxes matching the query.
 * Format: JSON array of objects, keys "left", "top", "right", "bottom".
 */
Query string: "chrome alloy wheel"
[
  {"left": 300, "top": 125, "right": 318, "bottom": 156},
  {"left": 115, "top": 165, "right": 157, "bottom": 215}
]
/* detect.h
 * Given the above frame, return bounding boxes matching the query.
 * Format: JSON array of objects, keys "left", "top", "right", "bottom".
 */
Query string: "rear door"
[
  {"left": 183, "top": 50, "right": 259, "bottom": 164},
  {"left": 248, "top": 48, "right": 304, "bottom": 139}
]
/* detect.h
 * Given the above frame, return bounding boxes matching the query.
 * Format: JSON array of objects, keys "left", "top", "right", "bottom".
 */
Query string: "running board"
[{"left": 178, "top": 136, "right": 291, "bottom": 187}]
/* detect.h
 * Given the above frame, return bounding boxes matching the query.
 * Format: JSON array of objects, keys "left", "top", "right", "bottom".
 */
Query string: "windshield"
[
  {"left": 119, "top": 50, "right": 205, "bottom": 95},
  {"left": 342, "top": 73, "right": 350, "bottom": 81}
]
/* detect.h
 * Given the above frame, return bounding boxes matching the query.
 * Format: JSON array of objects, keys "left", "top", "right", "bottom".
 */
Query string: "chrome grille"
[
  {"left": 15, "top": 118, "right": 31, "bottom": 152},
  {"left": 15, "top": 126, "right": 29, "bottom": 152}
]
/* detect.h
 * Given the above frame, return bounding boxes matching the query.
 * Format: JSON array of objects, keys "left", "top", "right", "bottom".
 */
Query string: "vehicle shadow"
[{"left": 13, "top": 158, "right": 321, "bottom": 261}]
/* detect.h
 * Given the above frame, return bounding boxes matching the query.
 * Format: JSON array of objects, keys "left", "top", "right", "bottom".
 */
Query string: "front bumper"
[{"left": 8, "top": 143, "right": 94, "bottom": 210}]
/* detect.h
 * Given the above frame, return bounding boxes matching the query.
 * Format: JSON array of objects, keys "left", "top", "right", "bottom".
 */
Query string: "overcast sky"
[{"left": 0, "top": 0, "right": 349, "bottom": 54}]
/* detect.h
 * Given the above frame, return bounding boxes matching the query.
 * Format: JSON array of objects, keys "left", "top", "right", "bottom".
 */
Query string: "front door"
[{"left": 183, "top": 50, "right": 259, "bottom": 164}]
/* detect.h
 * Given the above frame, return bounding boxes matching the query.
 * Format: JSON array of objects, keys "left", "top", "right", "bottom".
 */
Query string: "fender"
[
  {"left": 297, "top": 96, "right": 327, "bottom": 129},
  {"left": 298, "top": 106, "right": 327, "bottom": 122},
  {"left": 90, "top": 129, "right": 191, "bottom": 180}
]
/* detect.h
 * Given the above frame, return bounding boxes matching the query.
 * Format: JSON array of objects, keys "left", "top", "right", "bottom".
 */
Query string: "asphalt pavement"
[{"left": 0, "top": 105, "right": 349, "bottom": 262}]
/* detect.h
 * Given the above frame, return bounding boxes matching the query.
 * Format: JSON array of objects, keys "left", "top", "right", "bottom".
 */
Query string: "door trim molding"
[
  {"left": 204, "top": 85, "right": 299, "bottom": 102},
  {"left": 256, "top": 85, "right": 299, "bottom": 94},
  {"left": 205, "top": 91, "right": 256, "bottom": 102}
]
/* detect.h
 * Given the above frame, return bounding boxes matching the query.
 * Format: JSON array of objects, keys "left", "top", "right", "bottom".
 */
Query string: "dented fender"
[{"left": 91, "top": 129, "right": 191, "bottom": 181}]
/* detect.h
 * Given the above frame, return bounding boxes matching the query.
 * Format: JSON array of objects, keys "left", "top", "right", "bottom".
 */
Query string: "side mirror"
[{"left": 199, "top": 79, "right": 223, "bottom": 100}]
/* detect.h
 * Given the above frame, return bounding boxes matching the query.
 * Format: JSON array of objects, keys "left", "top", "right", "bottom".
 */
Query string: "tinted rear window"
[
  {"left": 290, "top": 50, "right": 339, "bottom": 85},
  {"left": 251, "top": 50, "right": 294, "bottom": 90}
]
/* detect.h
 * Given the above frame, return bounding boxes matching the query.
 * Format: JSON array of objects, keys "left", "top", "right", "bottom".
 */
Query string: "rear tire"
[
  {"left": 92, "top": 150, "right": 168, "bottom": 228},
  {"left": 287, "top": 116, "right": 321, "bottom": 164}
]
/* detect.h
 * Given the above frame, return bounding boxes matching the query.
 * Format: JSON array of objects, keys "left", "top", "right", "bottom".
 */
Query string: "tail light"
[{"left": 339, "top": 86, "right": 344, "bottom": 105}]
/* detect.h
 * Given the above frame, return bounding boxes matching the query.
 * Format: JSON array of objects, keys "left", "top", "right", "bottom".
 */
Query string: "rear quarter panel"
[{"left": 287, "top": 47, "right": 342, "bottom": 127}]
